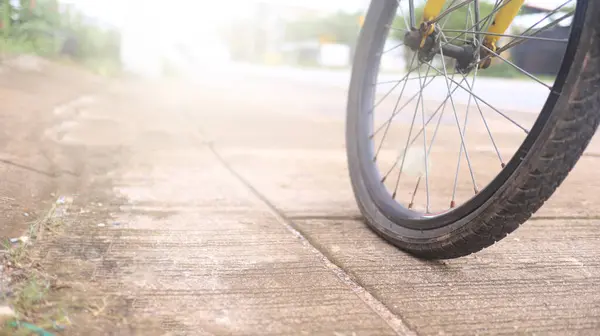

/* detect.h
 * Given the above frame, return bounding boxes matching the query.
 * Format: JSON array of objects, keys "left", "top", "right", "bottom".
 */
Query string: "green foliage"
[
  {"left": 392, "top": 2, "right": 508, "bottom": 72},
  {"left": 477, "top": 59, "right": 520, "bottom": 78},
  {"left": 219, "top": 10, "right": 363, "bottom": 63},
  {"left": 0, "top": 0, "right": 121, "bottom": 74},
  {"left": 391, "top": 2, "right": 497, "bottom": 41},
  {"left": 284, "top": 11, "right": 362, "bottom": 45}
]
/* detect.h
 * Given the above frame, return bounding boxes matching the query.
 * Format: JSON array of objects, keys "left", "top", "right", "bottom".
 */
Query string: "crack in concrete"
[
  {"left": 0, "top": 158, "right": 79, "bottom": 177},
  {"left": 208, "top": 144, "right": 418, "bottom": 336}
]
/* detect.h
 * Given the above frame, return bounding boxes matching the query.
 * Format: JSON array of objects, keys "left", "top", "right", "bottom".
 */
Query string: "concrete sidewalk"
[{"left": 38, "top": 73, "right": 600, "bottom": 335}]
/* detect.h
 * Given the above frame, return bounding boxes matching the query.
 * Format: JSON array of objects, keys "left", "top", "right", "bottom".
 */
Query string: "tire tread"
[{"left": 349, "top": 1, "right": 600, "bottom": 259}]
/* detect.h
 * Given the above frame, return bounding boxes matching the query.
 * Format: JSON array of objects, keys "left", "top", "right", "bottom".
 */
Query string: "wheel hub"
[{"left": 403, "top": 25, "right": 478, "bottom": 73}]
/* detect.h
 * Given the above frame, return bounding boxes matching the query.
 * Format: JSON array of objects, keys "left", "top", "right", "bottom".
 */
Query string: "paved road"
[
  {"left": 41, "top": 68, "right": 600, "bottom": 335},
  {"left": 210, "top": 63, "right": 551, "bottom": 113}
]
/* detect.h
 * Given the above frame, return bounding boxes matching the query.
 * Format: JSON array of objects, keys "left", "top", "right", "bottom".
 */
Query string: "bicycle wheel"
[{"left": 346, "top": 0, "right": 600, "bottom": 259}]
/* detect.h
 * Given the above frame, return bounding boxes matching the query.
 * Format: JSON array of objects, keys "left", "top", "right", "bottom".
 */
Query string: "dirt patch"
[
  {"left": 0, "top": 78, "right": 173, "bottom": 334},
  {"left": 0, "top": 57, "right": 152, "bottom": 334},
  {"left": 26, "top": 120, "right": 166, "bottom": 335},
  {"left": 0, "top": 56, "right": 104, "bottom": 240}
]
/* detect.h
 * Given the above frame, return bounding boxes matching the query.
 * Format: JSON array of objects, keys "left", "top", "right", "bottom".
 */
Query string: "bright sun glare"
[
  {"left": 67, "top": 0, "right": 568, "bottom": 77},
  {"left": 83, "top": 0, "right": 253, "bottom": 76}
]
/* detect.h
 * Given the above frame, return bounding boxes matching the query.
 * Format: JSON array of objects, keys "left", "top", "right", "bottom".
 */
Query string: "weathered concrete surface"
[
  {"left": 40, "top": 79, "right": 403, "bottom": 335},
  {"left": 200, "top": 73, "right": 600, "bottom": 335},
  {"left": 39, "top": 67, "right": 600, "bottom": 335},
  {"left": 293, "top": 219, "right": 600, "bottom": 335}
]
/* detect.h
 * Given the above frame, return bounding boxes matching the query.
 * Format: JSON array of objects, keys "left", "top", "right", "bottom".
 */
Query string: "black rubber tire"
[{"left": 346, "top": 0, "right": 600, "bottom": 260}]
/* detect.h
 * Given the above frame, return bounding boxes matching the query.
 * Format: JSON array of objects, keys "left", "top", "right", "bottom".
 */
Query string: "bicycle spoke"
[
  {"left": 372, "top": 72, "right": 452, "bottom": 138},
  {"left": 439, "top": 0, "right": 571, "bottom": 50},
  {"left": 408, "top": 176, "right": 421, "bottom": 209},
  {"left": 425, "top": 97, "right": 450, "bottom": 160},
  {"left": 376, "top": 73, "right": 457, "bottom": 85},
  {"left": 472, "top": 0, "right": 504, "bottom": 47},
  {"left": 397, "top": 0, "right": 411, "bottom": 31},
  {"left": 441, "top": 0, "right": 513, "bottom": 48},
  {"left": 470, "top": 2, "right": 506, "bottom": 169},
  {"left": 476, "top": 3, "right": 575, "bottom": 67},
  {"left": 451, "top": 69, "right": 478, "bottom": 207},
  {"left": 426, "top": 63, "right": 530, "bottom": 134},
  {"left": 465, "top": 77, "right": 505, "bottom": 168},
  {"left": 466, "top": 1, "right": 476, "bottom": 43},
  {"left": 408, "top": 47, "right": 464, "bottom": 212},
  {"left": 379, "top": 74, "right": 465, "bottom": 187},
  {"left": 445, "top": 7, "right": 503, "bottom": 171},
  {"left": 368, "top": 0, "right": 577, "bottom": 216},
  {"left": 372, "top": 52, "right": 419, "bottom": 110},
  {"left": 402, "top": 17, "right": 464, "bottom": 163},
  {"left": 481, "top": 45, "right": 553, "bottom": 90},
  {"left": 497, "top": 10, "right": 574, "bottom": 54},
  {"left": 388, "top": 66, "right": 432, "bottom": 196},
  {"left": 387, "top": 26, "right": 408, "bottom": 32},
  {"left": 416, "top": 65, "right": 431, "bottom": 213},
  {"left": 447, "top": 8, "right": 478, "bottom": 207},
  {"left": 438, "top": 44, "right": 478, "bottom": 195},
  {"left": 382, "top": 42, "right": 405, "bottom": 54},
  {"left": 460, "top": 5, "right": 504, "bottom": 170},
  {"left": 431, "top": 0, "right": 476, "bottom": 24},
  {"left": 400, "top": 76, "right": 470, "bottom": 150},
  {"left": 373, "top": 52, "right": 420, "bottom": 161},
  {"left": 473, "top": 0, "right": 484, "bottom": 42},
  {"left": 407, "top": 0, "right": 416, "bottom": 28},
  {"left": 388, "top": 62, "right": 429, "bottom": 188},
  {"left": 439, "top": 0, "right": 462, "bottom": 30},
  {"left": 390, "top": 0, "right": 460, "bottom": 34},
  {"left": 441, "top": 29, "right": 569, "bottom": 43}
]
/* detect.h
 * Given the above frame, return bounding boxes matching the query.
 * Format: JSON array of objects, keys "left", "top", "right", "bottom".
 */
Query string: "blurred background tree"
[
  {"left": 283, "top": 11, "right": 362, "bottom": 46},
  {"left": 0, "top": 0, "right": 121, "bottom": 75},
  {"left": 390, "top": 2, "right": 496, "bottom": 41}
]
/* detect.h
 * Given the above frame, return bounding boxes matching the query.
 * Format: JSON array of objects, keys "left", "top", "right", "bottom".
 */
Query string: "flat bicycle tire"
[{"left": 346, "top": 0, "right": 600, "bottom": 259}]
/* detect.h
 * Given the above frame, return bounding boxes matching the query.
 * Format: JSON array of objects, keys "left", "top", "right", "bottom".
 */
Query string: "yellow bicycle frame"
[{"left": 422, "top": 0, "right": 525, "bottom": 50}]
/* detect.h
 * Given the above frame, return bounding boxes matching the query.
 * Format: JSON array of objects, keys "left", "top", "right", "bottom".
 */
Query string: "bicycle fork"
[{"left": 406, "top": 0, "right": 525, "bottom": 70}]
